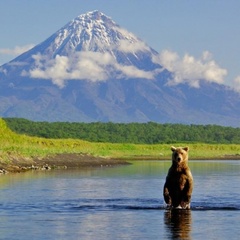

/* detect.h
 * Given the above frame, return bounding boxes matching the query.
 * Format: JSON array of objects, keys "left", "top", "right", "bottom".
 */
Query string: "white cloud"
[
  {"left": 117, "top": 39, "right": 150, "bottom": 53},
  {"left": 153, "top": 50, "right": 227, "bottom": 87},
  {"left": 112, "top": 26, "right": 150, "bottom": 54},
  {"left": 233, "top": 76, "right": 240, "bottom": 92},
  {"left": 0, "top": 67, "right": 7, "bottom": 75},
  {"left": 115, "top": 64, "right": 154, "bottom": 79},
  {"left": 21, "top": 48, "right": 229, "bottom": 89},
  {"left": 28, "top": 53, "right": 109, "bottom": 88},
  {"left": 26, "top": 51, "right": 154, "bottom": 88},
  {"left": 113, "top": 26, "right": 136, "bottom": 40},
  {"left": 0, "top": 44, "right": 35, "bottom": 56}
]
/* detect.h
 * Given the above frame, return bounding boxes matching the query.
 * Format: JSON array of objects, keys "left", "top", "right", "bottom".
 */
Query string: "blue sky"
[{"left": 1, "top": 0, "right": 240, "bottom": 89}]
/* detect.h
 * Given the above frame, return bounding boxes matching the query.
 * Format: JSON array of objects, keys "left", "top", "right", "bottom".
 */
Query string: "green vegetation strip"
[
  {"left": 0, "top": 119, "right": 240, "bottom": 168},
  {"left": 4, "top": 118, "right": 240, "bottom": 144}
]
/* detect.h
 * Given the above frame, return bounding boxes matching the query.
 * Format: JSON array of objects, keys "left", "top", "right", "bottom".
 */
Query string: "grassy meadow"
[{"left": 0, "top": 118, "right": 240, "bottom": 167}]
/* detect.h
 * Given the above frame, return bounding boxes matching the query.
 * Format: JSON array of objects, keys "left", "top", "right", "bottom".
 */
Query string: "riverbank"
[
  {"left": 121, "top": 154, "right": 240, "bottom": 161},
  {"left": 1, "top": 152, "right": 240, "bottom": 173},
  {"left": 0, "top": 153, "right": 130, "bottom": 173}
]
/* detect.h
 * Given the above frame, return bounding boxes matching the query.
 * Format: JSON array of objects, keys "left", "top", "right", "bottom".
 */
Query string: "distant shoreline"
[
  {"left": 122, "top": 155, "right": 240, "bottom": 161},
  {"left": 0, "top": 153, "right": 130, "bottom": 173},
  {"left": 1, "top": 153, "right": 240, "bottom": 173}
]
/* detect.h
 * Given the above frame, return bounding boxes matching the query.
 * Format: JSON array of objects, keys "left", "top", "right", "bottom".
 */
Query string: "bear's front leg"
[
  {"left": 163, "top": 184, "right": 171, "bottom": 205},
  {"left": 185, "top": 175, "right": 193, "bottom": 201},
  {"left": 181, "top": 177, "right": 193, "bottom": 208}
]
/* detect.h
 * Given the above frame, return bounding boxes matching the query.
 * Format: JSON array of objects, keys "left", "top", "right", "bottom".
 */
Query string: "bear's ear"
[
  {"left": 171, "top": 146, "right": 176, "bottom": 152},
  {"left": 183, "top": 146, "right": 189, "bottom": 152}
]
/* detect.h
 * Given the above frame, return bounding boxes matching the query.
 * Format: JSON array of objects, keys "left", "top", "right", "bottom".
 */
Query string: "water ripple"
[
  {"left": 1, "top": 198, "right": 240, "bottom": 214},
  {"left": 59, "top": 198, "right": 240, "bottom": 212}
]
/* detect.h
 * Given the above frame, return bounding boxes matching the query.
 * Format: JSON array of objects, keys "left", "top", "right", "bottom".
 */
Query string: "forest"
[{"left": 3, "top": 118, "right": 240, "bottom": 144}]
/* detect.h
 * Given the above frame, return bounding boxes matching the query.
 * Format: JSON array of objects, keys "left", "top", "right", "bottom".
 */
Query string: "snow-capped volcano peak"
[
  {"left": 74, "top": 10, "right": 116, "bottom": 28},
  {"left": 4, "top": 10, "right": 160, "bottom": 88},
  {"left": 49, "top": 10, "right": 154, "bottom": 59},
  {"left": 53, "top": 10, "right": 117, "bottom": 53}
]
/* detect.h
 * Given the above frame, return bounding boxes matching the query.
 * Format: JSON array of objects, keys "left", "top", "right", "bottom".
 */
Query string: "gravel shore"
[{"left": 0, "top": 153, "right": 130, "bottom": 173}]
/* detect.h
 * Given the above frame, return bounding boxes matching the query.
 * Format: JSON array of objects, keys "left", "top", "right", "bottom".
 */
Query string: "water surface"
[{"left": 0, "top": 160, "right": 240, "bottom": 239}]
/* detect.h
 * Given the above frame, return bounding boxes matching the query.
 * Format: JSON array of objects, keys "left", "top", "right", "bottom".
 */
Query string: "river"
[{"left": 0, "top": 160, "right": 240, "bottom": 239}]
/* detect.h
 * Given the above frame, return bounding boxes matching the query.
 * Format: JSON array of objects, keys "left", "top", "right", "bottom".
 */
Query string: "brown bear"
[{"left": 163, "top": 146, "right": 193, "bottom": 209}]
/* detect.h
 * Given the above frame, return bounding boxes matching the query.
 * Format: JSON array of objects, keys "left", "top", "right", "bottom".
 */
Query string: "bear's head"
[{"left": 171, "top": 146, "right": 189, "bottom": 165}]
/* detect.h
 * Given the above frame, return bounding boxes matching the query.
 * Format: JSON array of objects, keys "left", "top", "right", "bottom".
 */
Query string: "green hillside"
[{"left": 0, "top": 118, "right": 240, "bottom": 170}]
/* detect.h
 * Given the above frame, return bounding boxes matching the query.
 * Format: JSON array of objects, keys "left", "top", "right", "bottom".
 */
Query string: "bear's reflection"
[{"left": 164, "top": 209, "right": 192, "bottom": 240}]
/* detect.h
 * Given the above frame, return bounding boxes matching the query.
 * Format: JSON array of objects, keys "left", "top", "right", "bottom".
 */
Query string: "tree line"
[{"left": 3, "top": 118, "right": 240, "bottom": 144}]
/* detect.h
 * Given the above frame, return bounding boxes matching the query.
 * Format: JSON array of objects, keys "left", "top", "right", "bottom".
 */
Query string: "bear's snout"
[{"left": 174, "top": 152, "right": 183, "bottom": 162}]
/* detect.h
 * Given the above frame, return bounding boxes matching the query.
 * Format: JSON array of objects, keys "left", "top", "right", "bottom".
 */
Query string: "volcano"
[{"left": 0, "top": 10, "right": 239, "bottom": 126}]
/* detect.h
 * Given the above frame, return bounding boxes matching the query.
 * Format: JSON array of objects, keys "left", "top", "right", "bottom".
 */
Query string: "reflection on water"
[
  {"left": 164, "top": 209, "right": 192, "bottom": 240},
  {"left": 0, "top": 160, "right": 240, "bottom": 240}
]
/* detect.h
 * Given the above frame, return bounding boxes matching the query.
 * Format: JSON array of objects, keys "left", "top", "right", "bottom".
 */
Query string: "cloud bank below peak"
[
  {"left": 153, "top": 50, "right": 228, "bottom": 88},
  {"left": 25, "top": 51, "right": 155, "bottom": 88},
  {"left": 24, "top": 49, "right": 229, "bottom": 89},
  {"left": 0, "top": 44, "right": 35, "bottom": 56}
]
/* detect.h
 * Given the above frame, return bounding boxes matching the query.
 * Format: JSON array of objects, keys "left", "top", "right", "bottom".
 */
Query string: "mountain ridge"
[{"left": 0, "top": 10, "right": 239, "bottom": 127}]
